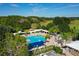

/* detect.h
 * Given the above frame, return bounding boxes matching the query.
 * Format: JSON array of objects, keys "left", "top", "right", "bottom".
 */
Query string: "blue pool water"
[{"left": 26, "top": 35, "right": 46, "bottom": 49}]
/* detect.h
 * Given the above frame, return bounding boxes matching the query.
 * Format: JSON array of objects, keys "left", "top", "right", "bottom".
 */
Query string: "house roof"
[{"left": 66, "top": 40, "right": 79, "bottom": 51}]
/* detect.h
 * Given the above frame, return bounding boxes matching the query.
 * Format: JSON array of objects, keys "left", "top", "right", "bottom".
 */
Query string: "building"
[
  {"left": 13, "top": 31, "right": 26, "bottom": 35},
  {"left": 65, "top": 41, "right": 79, "bottom": 56},
  {"left": 29, "top": 29, "right": 48, "bottom": 34}
]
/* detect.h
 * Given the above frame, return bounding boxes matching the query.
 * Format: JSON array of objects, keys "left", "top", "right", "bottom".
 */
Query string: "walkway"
[{"left": 62, "top": 48, "right": 73, "bottom": 56}]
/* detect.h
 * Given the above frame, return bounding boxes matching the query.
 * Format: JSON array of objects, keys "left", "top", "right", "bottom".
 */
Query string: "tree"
[
  {"left": 53, "top": 17, "right": 71, "bottom": 33},
  {"left": 49, "top": 26, "right": 59, "bottom": 33},
  {"left": 4, "top": 33, "right": 16, "bottom": 55},
  {"left": 40, "top": 25, "right": 47, "bottom": 30},
  {"left": 20, "top": 20, "right": 31, "bottom": 30},
  {"left": 0, "top": 25, "right": 15, "bottom": 55},
  {"left": 0, "top": 25, "right": 28, "bottom": 55},
  {"left": 14, "top": 35, "right": 28, "bottom": 56},
  {"left": 31, "top": 23, "right": 41, "bottom": 29},
  {"left": 46, "top": 22, "right": 53, "bottom": 30}
]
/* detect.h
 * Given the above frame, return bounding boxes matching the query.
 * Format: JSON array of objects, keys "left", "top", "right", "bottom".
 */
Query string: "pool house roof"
[{"left": 30, "top": 29, "right": 48, "bottom": 33}]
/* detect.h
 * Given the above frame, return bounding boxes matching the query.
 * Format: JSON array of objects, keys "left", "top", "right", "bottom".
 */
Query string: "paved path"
[
  {"left": 45, "top": 36, "right": 54, "bottom": 46},
  {"left": 45, "top": 35, "right": 59, "bottom": 45},
  {"left": 62, "top": 48, "right": 73, "bottom": 56}
]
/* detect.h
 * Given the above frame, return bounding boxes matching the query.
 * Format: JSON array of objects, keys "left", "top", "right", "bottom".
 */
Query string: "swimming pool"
[{"left": 26, "top": 35, "right": 46, "bottom": 49}]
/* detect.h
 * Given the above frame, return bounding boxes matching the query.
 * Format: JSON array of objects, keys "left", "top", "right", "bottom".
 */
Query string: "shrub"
[
  {"left": 30, "top": 45, "right": 53, "bottom": 56},
  {"left": 53, "top": 46, "right": 62, "bottom": 54},
  {"left": 44, "top": 34, "right": 50, "bottom": 39}
]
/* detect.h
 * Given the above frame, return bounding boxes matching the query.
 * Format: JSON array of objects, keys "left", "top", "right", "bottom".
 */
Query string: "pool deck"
[
  {"left": 26, "top": 32, "right": 62, "bottom": 51},
  {"left": 45, "top": 35, "right": 58, "bottom": 46}
]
